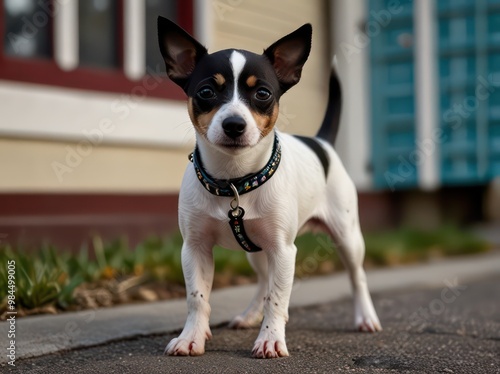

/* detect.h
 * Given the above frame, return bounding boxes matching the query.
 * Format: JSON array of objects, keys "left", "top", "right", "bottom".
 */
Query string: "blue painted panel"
[
  {"left": 387, "top": 62, "right": 413, "bottom": 85},
  {"left": 438, "top": 0, "right": 476, "bottom": 11},
  {"left": 439, "top": 56, "right": 476, "bottom": 90},
  {"left": 490, "top": 122, "right": 500, "bottom": 150},
  {"left": 489, "top": 90, "right": 500, "bottom": 121},
  {"left": 487, "top": 52, "right": 500, "bottom": 179},
  {"left": 369, "top": 0, "right": 416, "bottom": 190},
  {"left": 437, "top": 0, "right": 500, "bottom": 185},
  {"left": 438, "top": 16, "right": 476, "bottom": 49},
  {"left": 488, "top": 13, "right": 500, "bottom": 42}
]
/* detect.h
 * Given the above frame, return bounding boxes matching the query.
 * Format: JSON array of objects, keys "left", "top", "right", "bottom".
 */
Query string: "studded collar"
[{"left": 189, "top": 134, "right": 281, "bottom": 197}]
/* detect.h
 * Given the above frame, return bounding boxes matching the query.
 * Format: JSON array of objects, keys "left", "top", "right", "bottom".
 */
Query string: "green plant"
[
  {"left": 0, "top": 245, "right": 84, "bottom": 310},
  {"left": 0, "top": 225, "right": 490, "bottom": 315}
]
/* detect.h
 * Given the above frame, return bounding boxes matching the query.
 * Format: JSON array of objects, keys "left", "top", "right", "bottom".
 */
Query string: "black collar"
[{"left": 190, "top": 134, "right": 281, "bottom": 197}]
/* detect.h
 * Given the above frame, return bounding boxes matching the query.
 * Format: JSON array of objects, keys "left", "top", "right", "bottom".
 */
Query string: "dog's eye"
[
  {"left": 197, "top": 87, "right": 215, "bottom": 100},
  {"left": 255, "top": 88, "right": 272, "bottom": 101}
]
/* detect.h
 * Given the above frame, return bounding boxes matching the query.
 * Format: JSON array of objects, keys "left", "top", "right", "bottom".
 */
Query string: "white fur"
[{"left": 165, "top": 125, "right": 382, "bottom": 357}]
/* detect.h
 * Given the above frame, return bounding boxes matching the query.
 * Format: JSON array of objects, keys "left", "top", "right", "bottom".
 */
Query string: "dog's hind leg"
[
  {"left": 320, "top": 166, "right": 382, "bottom": 332},
  {"left": 229, "top": 251, "right": 268, "bottom": 329},
  {"left": 332, "top": 223, "right": 382, "bottom": 332}
]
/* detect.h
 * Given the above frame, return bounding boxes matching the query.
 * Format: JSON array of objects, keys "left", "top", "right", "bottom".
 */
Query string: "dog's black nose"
[{"left": 222, "top": 116, "right": 246, "bottom": 139}]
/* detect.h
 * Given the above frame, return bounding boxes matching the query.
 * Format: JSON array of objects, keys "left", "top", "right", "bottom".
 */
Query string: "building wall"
[
  {"left": 0, "top": 138, "right": 188, "bottom": 193},
  {"left": 0, "top": 0, "right": 338, "bottom": 248},
  {"left": 0, "top": 0, "right": 332, "bottom": 195},
  {"left": 0, "top": 78, "right": 193, "bottom": 194},
  {"left": 210, "top": 0, "right": 331, "bottom": 138}
]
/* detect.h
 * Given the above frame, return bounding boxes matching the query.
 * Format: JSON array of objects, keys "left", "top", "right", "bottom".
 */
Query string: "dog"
[{"left": 158, "top": 17, "right": 382, "bottom": 359}]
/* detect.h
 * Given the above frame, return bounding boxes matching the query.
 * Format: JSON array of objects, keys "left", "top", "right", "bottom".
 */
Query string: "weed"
[{"left": 0, "top": 225, "right": 490, "bottom": 315}]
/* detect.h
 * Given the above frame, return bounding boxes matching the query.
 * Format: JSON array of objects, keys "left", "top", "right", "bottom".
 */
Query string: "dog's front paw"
[
  {"left": 252, "top": 338, "right": 289, "bottom": 358},
  {"left": 164, "top": 329, "right": 212, "bottom": 356},
  {"left": 354, "top": 291, "right": 382, "bottom": 332},
  {"left": 356, "top": 317, "right": 382, "bottom": 332},
  {"left": 252, "top": 327, "right": 289, "bottom": 359},
  {"left": 355, "top": 305, "right": 382, "bottom": 332}
]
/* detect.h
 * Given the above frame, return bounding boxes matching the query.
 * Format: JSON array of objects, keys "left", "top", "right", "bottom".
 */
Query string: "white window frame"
[
  {"left": 0, "top": 0, "right": 211, "bottom": 148},
  {"left": 414, "top": 0, "right": 439, "bottom": 190}
]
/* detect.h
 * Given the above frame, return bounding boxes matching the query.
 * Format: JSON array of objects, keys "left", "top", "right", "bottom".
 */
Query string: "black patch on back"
[{"left": 294, "top": 136, "right": 330, "bottom": 179}]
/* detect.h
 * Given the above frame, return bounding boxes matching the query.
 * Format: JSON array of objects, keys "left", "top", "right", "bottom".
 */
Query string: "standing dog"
[{"left": 158, "top": 17, "right": 381, "bottom": 359}]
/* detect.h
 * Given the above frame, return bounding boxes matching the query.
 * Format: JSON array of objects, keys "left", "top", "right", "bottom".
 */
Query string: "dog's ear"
[
  {"left": 158, "top": 16, "right": 207, "bottom": 90},
  {"left": 263, "top": 24, "right": 312, "bottom": 92}
]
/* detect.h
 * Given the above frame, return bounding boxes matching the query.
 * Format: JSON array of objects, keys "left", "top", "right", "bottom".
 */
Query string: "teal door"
[
  {"left": 438, "top": 0, "right": 500, "bottom": 184},
  {"left": 369, "top": 0, "right": 416, "bottom": 190},
  {"left": 370, "top": 0, "right": 500, "bottom": 190}
]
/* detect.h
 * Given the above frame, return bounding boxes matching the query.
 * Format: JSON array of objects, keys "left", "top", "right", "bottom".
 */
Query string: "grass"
[
  {"left": 0, "top": 226, "right": 491, "bottom": 315},
  {"left": 363, "top": 226, "right": 491, "bottom": 266}
]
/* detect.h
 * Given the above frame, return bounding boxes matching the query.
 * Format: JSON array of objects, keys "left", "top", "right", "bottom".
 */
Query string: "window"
[
  {"left": 78, "top": 0, "right": 119, "bottom": 69},
  {"left": 0, "top": 0, "right": 194, "bottom": 99},
  {"left": 145, "top": 0, "right": 176, "bottom": 74},
  {"left": 3, "top": 0, "right": 52, "bottom": 58}
]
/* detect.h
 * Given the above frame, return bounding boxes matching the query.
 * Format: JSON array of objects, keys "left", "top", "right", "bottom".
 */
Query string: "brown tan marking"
[
  {"left": 187, "top": 97, "right": 195, "bottom": 125},
  {"left": 196, "top": 109, "right": 218, "bottom": 135},
  {"left": 252, "top": 103, "right": 279, "bottom": 138},
  {"left": 213, "top": 73, "right": 225, "bottom": 87},
  {"left": 246, "top": 75, "right": 257, "bottom": 88},
  {"left": 187, "top": 97, "right": 219, "bottom": 135}
]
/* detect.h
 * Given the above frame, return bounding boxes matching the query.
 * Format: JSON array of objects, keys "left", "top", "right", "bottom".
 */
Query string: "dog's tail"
[{"left": 316, "top": 56, "right": 342, "bottom": 146}]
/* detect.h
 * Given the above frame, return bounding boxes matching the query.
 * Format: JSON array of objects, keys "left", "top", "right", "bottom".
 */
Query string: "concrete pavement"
[
  {"left": 5, "top": 271, "right": 500, "bottom": 373},
  {"left": 1, "top": 250, "right": 499, "bottom": 368}
]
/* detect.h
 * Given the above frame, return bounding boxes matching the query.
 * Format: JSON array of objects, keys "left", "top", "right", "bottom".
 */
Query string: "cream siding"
[
  {"left": 0, "top": 0, "right": 330, "bottom": 194},
  {"left": 0, "top": 138, "right": 188, "bottom": 193},
  {"left": 211, "top": 0, "right": 331, "bottom": 136}
]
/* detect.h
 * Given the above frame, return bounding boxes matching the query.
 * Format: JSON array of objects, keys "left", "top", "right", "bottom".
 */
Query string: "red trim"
[
  {"left": 0, "top": 56, "right": 186, "bottom": 99},
  {"left": 0, "top": 193, "right": 180, "bottom": 250},
  {"left": 0, "top": 193, "right": 178, "bottom": 216},
  {"left": 0, "top": 0, "right": 190, "bottom": 100},
  {"left": 177, "top": 0, "right": 194, "bottom": 34}
]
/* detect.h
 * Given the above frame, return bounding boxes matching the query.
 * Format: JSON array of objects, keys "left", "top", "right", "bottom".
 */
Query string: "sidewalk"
[{"left": 1, "top": 250, "right": 499, "bottom": 364}]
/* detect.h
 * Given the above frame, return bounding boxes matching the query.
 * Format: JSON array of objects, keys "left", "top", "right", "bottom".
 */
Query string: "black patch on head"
[
  {"left": 236, "top": 50, "right": 281, "bottom": 118},
  {"left": 159, "top": 18, "right": 311, "bottom": 102},
  {"left": 185, "top": 49, "right": 282, "bottom": 119},
  {"left": 185, "top": 50, "right": 234, "bottom": 118},
  {"left": 263, "top": 23, "right": 312, "bottom": 92},
  {"left": 157, "top": 17, "right": 208, "bottom": 90}
]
